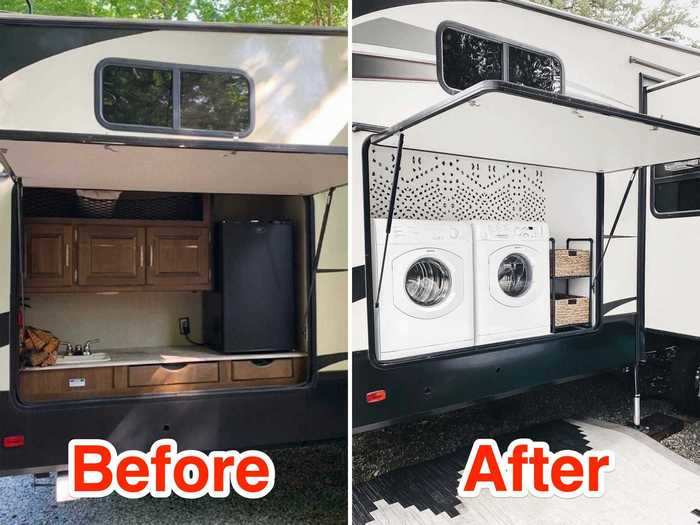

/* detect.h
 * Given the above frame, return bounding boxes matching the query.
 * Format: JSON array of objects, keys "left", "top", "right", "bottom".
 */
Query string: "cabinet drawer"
[
  {"left": 19, "top": 368, "right": 114, "bottom": 401},
  {"left": 128, "top": 362, "right": 219, "bottom": 387},
  {"left": 232, "top": 359, "right": 294, "bottom": 381}
]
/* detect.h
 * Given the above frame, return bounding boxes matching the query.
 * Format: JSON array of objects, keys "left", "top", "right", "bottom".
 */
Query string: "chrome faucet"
[{"left": 83, "top": 339, "right": 100, "bottom": 356}]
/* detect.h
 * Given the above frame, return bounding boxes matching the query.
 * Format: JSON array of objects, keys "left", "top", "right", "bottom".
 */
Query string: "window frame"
[
  {"left": 95, "top": 58, "right": 255, "bottom": 138},
  {"left": 436, "top": 21, "right": 565, "bottom": 95},
  {"left": 650, "top": 161, "right": 700, "bottom": 218}
]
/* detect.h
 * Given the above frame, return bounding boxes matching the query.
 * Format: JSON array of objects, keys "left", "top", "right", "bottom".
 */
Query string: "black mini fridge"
[{"left": 204, "top": 220, "right": 296, "bottom": 353}]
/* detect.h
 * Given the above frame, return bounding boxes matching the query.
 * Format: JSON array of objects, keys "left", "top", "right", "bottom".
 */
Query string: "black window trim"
[
  {"left": 436, "top": 20, "right": 566, "bottom": 96},
  {"left": 650, "top": 160, "right": 700, "bottom": 218},
  {"left": 95, "top": 58, "right": 255, "bottom": 139}
]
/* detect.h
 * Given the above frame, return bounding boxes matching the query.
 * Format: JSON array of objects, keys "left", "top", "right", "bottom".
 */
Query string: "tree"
[
  {"left": 532, "top": 0, "right": 699, "bottom": 46},
  {"left": 0, "top": 0, "right": 347, "bottom": 26}
]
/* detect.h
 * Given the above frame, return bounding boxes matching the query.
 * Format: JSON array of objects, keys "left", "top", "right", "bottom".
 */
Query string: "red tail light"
[
  {"left": 366, "top": 390, "right": 387, "bottom": 404},
  {"left": 3, "top": 435, "right": 24, "bottom": 448}
]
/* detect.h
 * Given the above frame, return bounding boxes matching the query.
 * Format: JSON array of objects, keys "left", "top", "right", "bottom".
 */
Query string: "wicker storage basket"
[
  {"left": 553, "top": 294, "right": 590, "bottom": 327},
  {"left": 552, "top": 249, "right": 591, "bottom": 277}
]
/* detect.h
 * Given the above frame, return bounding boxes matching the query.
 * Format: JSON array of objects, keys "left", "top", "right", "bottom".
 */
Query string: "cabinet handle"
[
  {"left": 139, "top": 246, "right": 144, "bottom": 268},
  {"left": 65, "top": 243, "right": 70, "bottom": 268},
  {"left": 149, "top": 245, "right": 154, "bottom": 267}
]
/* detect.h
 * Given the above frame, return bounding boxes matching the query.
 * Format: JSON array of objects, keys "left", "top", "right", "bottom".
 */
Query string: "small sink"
[{"left": 56, "top": 352, "right": 111, "bottom": 365}]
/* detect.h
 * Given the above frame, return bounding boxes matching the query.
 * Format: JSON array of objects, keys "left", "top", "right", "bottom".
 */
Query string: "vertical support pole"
[
  {"left": 634, "top": 166, "right": 647, "bottom": 427},
  {"left": 634, "top": 362, "right": 641, "bottom": 427}
]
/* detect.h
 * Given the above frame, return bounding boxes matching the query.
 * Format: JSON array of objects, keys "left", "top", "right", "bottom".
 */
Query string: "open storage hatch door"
[
  {"left": 644, "top": 74, "right": 700, "bottom": 338},
  {"left": 0, "top": 138, "right": 346, "bottom": 196},
  {"left": 366, "top": 80, "right": 700, "bottom": 361}
]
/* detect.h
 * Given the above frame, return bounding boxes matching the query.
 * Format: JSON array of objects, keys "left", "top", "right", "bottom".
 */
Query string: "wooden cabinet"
[
  {"left": 24, "top": 224, "right": 75, "bottom": 289},
  {"left": 25, "top": 221, "right": 211, "bottom": 293},
  {"left": 147, "top": 227, "right": 210, "bottom": 287},
  {"left": 78, "top": 226, "right": 146, "bottom": 287},
  {"left": 128, "top": 362, "right": 219, "bottom": 387},
  {"left": 18, "top": 356, "right": 306, "bottom": 402},
  {"left": 18, "top": 367, "right": 114, "bottom": 402}
]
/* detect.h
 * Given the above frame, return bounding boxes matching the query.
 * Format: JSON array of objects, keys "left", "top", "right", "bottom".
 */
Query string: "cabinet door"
[
  {"left": 78, "top": 226, "right": 145, "bottom": 286},
  {"left": 147, "top": 227, "right": 210, "bottom": 287},
  {"left": 25, "top": 224, "right": 74, "bottom": 289}
]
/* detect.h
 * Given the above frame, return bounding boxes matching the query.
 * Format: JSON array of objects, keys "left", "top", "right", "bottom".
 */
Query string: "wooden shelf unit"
[{"left": 549, "top": 238, "right": 594, "bottom": 332}]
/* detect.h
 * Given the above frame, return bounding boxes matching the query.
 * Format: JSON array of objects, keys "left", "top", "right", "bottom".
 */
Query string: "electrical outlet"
[{"left": 178, "top": 317, "right": 191, "bottom": 336}]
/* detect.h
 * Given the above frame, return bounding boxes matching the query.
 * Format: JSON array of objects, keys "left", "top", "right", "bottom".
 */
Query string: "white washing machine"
[
  {"left": 371, "top": 219, "right": 474, "bottom": 361},
  {"left": 472, "top": 221, "right": 551, "bottom": 345}
]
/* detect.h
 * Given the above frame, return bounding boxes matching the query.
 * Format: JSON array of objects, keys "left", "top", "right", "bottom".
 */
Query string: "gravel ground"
[
  {"left": 0, "top": 440, "right": 347, "bottom": 525},
  {"left": 353, "top": 362, "right": 698, "bottom": 483}
]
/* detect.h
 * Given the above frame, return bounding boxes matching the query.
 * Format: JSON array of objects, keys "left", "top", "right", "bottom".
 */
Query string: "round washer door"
[
  {"left": 392, "top": 248, "right": 464, "bottom": 319},
  {"left": 488, "top": 245, "right": 544, "bottom": 307}
]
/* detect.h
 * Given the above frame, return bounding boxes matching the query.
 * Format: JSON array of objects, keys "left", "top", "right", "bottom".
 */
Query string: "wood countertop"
[{"left": 21, "top": 346, "right": 305, "bottom": 372}]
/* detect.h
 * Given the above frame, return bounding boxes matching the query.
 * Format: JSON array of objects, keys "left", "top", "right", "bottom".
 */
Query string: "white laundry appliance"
[
  {"left": 472, "top": 221, "right": 551, "bottom": 345},
  {"left": 371, "top": 218, "right": 474, "bottom": 361}
]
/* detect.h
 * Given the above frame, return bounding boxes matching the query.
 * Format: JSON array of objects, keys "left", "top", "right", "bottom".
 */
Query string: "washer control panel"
[{"left": 373, "top": 219, "right": 471, "bottom": 244}]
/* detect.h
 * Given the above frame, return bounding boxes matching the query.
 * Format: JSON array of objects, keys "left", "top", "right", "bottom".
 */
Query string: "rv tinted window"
[
  {"left": 654, "top": 162, "right": 700, "bottom": 214},
  {"left": 508, "top": 46, "right": 562, "bottom": 93},
  {"left": 441, "top": 27, "right": 503, "bottom": 91},
  {"left": 180, "top": 71, "right": 252, "bottom": 133},
  {"left": 101, "top": 65, "right": 173, "bottom": 127}
]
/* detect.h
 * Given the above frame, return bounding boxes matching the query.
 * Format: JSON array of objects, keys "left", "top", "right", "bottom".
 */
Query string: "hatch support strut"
[
  {"left": 304, "top": 186, "right": 336, "bottom": 332},
  {"left": 374, "top": 133, "right": 405, "bottom": 308},
  {"left": 592, "top": 167, "right": 639, "bottom": 292}
]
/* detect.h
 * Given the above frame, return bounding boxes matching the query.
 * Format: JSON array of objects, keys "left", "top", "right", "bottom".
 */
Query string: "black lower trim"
[
  {"left": 0, "top": 312, "right": 8, "bottom": 348},
  {"left": 316, "top": 352, "right": 348, "bottom": 370},
  {"left": 353, "top": 315, "right": 636, "bottom": 432},
  {"left": 0, "top": 372, "right": 346, "bottom": 473},
  {"left": 352, "top": 265, "right": 367, "bottom": 302}
]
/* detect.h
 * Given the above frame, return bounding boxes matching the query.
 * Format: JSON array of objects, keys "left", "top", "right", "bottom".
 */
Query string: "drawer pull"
[
  {"left": 161, "top": 363, "right": 188, "bottom": 371},
  {"left": 251, "top": 359, "right": 273, "bottom": 367}
]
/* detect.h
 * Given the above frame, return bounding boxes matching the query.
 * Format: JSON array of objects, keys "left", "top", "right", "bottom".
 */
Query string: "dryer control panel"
[{"left": 473, "top": 221, "right": 549, "bottom": 241}]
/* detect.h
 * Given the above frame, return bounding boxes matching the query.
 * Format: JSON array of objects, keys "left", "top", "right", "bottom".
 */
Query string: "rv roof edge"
[
  {"left": 0, "top": 12, "right": 347, "bottom": 36},
  {"left": 371, "top": 80, "right": 700, "bottom": 174}
]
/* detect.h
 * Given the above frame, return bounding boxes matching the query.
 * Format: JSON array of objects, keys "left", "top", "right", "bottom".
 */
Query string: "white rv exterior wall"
[
  {"left": 0, "top": 177, "right": 12, "bottom": 391},
  {"left": 314, "top": 186, "right": 348, "bottom": 371},
  {"left": 644, "top": 76, "right": 700, "bottom": 336},
  {"left": 0, "top": 26, "right": 348, "bottom": 148}
]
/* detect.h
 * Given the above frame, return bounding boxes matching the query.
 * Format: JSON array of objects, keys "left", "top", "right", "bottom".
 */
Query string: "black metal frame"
[
  {"left": 94, "top": 58, "right": 255, "bottom": 139},
  {"left": 435, "top": 20, "right": 566, "bottom": 96},
  {"left": 549, "top": 238, "right": 595, "bottom": 332}
]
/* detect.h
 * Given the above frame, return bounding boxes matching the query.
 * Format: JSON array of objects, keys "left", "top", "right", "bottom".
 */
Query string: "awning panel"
[
  {"left": 0, "top": 139, "right": 346, "bottom": 195},
  {"left": 372, "top": 81, "right": 700, "bottom": 173}
]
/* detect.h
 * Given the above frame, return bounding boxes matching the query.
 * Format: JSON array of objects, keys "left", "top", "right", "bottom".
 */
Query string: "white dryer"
[
  {"left": 472, "top": 221, "right": 551, "bottom": 345},
  {"left": 371, "top": 219, "right": 474, "bottom": 361}
]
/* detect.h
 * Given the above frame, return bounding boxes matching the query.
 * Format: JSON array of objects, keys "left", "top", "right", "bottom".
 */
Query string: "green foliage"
[
  {"left": 531, "top": 0, "right": 699, "bottom": 45},
  {"left": 0, "top": 0, "right": 347, "bottom": 26}
]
